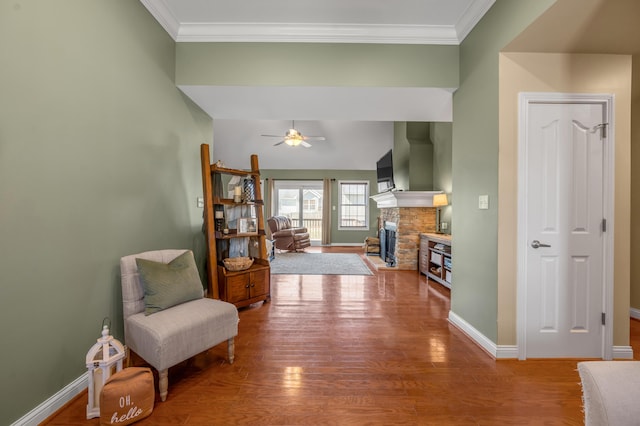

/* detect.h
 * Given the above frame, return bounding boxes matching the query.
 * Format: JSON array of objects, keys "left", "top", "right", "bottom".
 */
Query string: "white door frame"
[{"left": 516, "top": 92, "right": 615, "bottom": 360}]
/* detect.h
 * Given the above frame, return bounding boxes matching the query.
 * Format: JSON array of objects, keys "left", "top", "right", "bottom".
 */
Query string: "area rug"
[{"left": 270, "top": 253, "right": 373, "bottom": 275}]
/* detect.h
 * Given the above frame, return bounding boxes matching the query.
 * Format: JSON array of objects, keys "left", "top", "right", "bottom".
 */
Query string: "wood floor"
[{"left": 44, "top": 246, "right": 639, "bottom": 425}]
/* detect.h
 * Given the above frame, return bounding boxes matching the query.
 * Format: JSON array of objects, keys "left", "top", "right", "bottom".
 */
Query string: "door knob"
[{"left": 531, "top": 240, "right": 551, "bottom": 249}]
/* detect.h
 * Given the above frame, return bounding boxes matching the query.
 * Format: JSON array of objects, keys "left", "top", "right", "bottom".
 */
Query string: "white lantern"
[{"left": 86, "top": 322, "right": 126, "bottom": 419}]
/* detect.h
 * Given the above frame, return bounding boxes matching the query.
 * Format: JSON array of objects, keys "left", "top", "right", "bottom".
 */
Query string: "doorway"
[
  {"left": 517, "top": 93, "right": 614, "bottom": 359},
  {"left": 273, "top": 180, "right": 323, "bottom": 242}
]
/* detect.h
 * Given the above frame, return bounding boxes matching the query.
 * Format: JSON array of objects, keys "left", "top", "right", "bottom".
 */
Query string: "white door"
[
  {"left": 518, "top": 94, "right": 613, "bottom": 359},
  {"left": 273, "top": 180, "right": 323, "bottom": 241}
]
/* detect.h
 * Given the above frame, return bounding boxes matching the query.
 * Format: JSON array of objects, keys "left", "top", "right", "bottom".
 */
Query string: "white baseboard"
[
  {"left": 630, "top": 307, "right": 640, "bottom": 320},
  {"left": 495, "top": 344, "right": 519, "bottom": 359},
  {"left": 450, "top": 310, "right": 635, "bottom": 360},
  {"left": 448, "top": 310, "right": 518, "bottom": 358},
  {"left": 11, "top": 374, "right": 87, "bottom": 426},
  {"left": 612, "top": 346, "right": 634, "bottom": 359}
]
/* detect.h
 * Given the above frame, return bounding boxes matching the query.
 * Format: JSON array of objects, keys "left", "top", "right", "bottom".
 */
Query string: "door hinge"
[
  {"left": 602, "top": 312, "right": 606, "bottom": 326},
  {"left": 602, "top": 218, "right": 607, "bottom": 232}
]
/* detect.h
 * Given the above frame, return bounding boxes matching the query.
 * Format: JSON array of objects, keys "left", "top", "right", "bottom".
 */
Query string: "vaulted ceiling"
[{"left": 139, "top": 1, "right": 496, "bottom": 169}]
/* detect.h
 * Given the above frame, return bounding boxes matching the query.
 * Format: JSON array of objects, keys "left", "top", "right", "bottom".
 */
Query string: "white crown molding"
[
  {"left": 140, "top": 0, "right": 180, "bottom": 40},
  {"left": 141, "top": 0, "right": 494, "bottom": 44},
  {"left": 175, "top": 22, "right": 460, "bottom": 44},
  {"left": 455, "top": 0, "right": 496, "bottom": 42}
]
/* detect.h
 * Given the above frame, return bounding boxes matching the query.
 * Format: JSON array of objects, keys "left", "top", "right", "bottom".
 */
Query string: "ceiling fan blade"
[
  {"left": 273, "top": 140, "right": 285, "bottom": 146},
  {"left": 301, "top": 141, "right": 312, "bottom": 148},
  {"left": 304, "top": 136, "right": 326, "bottom": 140},
  {"left": 261, "top": 134, "right": 282, "bottom": 138}
]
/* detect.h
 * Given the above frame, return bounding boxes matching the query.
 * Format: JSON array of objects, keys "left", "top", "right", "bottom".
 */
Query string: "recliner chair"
[{"left": 267, "top": 216, "right": 311, "bottom": 252}]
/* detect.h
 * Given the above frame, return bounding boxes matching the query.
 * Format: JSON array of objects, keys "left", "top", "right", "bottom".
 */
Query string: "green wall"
[
  {"left": 392, "top": 122, "right": 411, "bottom": 191},
  {"left": 176, "top": 43, "right": 459, "bottom": 87},
  {"left": 407, "top": 122, "right": 434, "bottom": 191},
  {"left": 261, "top": 169, "right": 379, "bottom": 243},
  {"left": 0, "top": 1, "right": 212, "bottom": 423},
  {"left": 452, "top": 0, "right": 556, "bottom": 341}
]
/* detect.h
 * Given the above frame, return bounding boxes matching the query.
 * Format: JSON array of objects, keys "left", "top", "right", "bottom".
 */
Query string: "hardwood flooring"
[{"left": 44, "top": 246, "right": 637, "bottom": 425}]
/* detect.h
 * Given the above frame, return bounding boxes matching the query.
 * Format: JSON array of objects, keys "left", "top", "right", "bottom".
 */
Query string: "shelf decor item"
[
  {"left": 233, "top": 186, "right": 242, "bottom": 203},
  {"left": 223, "top": 256, "right": 254, "bottom": 271},
  {"left": 243, "top": 177, "right": 255, "bottom": 202},
  {"left": 238, "top": 217, "right": 258, "bottom": 235},
  {"left": 215, "top": 210, "right": 224, "bottom": 231},
  {"left": 85, "top": 320, "right": 126, "bottom": 419}
]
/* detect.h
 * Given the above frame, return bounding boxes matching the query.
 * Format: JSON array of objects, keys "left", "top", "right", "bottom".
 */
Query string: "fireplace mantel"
[{"left": 370, "top": 191, "right": 443, "bottom": 208}]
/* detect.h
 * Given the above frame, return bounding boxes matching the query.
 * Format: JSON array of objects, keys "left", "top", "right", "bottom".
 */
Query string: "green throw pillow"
[{"left": 136, "top": 251, "right": 204, "bottom": 315}]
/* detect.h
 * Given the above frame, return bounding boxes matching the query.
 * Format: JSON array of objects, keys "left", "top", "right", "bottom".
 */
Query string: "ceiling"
[{"left": 139, "top": 0, "right": 495, "bottom": 169}]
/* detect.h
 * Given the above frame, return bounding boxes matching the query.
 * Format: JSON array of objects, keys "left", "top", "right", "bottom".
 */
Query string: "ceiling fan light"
[
  {"left": 286, "top": 129, "right": 300, "bottom": 138},
  {"left": 285, "top": 138, "right": 302, "bottom": 146}
]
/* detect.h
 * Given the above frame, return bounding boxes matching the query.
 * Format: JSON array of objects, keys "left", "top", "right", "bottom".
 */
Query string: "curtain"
[
  {"left": 322, "top": 178, "right": 332, "bottom": 245},
  {"left": 264, "top": 178, "right": 275, "bottom": 239}
]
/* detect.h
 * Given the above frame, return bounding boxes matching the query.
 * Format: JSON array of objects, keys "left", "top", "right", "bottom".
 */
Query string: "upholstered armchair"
[
  {"left": 267, "top": 216, "right": 311, "bottom": 252},
  {"left": 120, "top": 249, "right": 239, "bottom": 401}
]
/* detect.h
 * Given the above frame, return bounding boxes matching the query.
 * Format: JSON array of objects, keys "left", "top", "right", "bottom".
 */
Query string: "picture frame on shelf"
[{"left": 238, "top": 217, "right": 258, "bottom": 235}]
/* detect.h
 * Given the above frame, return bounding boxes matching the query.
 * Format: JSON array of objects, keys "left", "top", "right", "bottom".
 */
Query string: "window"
[
  {"left": 303, "top": 198, "right": 317, "bottom": 212},
  {"left": 338, "top": 181, "right": 369, "bottom": 230}
]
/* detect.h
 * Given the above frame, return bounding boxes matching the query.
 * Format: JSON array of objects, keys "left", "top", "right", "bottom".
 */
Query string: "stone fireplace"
[{"left": 371, "top": 191, "right": 440, "bottom": 270}]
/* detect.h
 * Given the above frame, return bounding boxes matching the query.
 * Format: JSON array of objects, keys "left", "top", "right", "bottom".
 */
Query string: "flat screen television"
[{"left": 376, "top": 149, "right": 395, "bottom": 193}]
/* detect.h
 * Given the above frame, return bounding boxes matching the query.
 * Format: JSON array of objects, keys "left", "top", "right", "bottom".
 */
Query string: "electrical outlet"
[
  {"left": 197, "top": 197, "right": 204, "bottom": 208},
  {"left": 441, "top": 222, "right": 448, "bottom": 230}
]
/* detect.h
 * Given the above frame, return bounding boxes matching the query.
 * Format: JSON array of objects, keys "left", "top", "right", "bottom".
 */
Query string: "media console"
[{"left": 419, "top": 233, "right": 452, "bottom": 289}]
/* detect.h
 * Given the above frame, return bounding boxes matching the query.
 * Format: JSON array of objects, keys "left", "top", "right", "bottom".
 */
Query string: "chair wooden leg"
[
  {"left": 227, "top": 337, "right": 235, "bottom": 364},
  {"left": 159, "top": 369, "right": 168, "bottom": 402}
]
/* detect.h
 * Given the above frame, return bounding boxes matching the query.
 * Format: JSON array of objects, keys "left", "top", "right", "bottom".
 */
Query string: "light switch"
[
  {"left": 441, "top": 222, "right": 448, "bottom": 230},
  {"left": 197, "top": 197, "right": 204, "bottom": 208},
  {"left": 479, "top": 195, "right": 489, "bottom": 210}
]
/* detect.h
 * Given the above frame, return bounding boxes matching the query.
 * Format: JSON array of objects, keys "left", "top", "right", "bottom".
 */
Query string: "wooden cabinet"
[
  {"left": 217, "top": 260, "right": 270, "bottom": 308},
  {"left": 419, "top": 233, "right": 452, "bottom": 289},
  {"left": 200, "top": 144, "right": 270, "bottom": 307}
]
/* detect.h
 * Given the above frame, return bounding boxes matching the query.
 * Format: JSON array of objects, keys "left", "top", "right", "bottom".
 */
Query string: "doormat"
[{"left": 270, "top": 253, "right": 373, "bottom": 276}]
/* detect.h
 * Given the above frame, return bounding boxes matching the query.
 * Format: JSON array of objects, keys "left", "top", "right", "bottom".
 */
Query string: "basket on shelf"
[{"left": 223, "top": 257, "right": 254, "bottom": 271}]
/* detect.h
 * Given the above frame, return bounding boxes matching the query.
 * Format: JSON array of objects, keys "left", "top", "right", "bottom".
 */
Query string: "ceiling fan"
[{"left": 261, "top": 121, "right": 326, "bottom": 148}]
